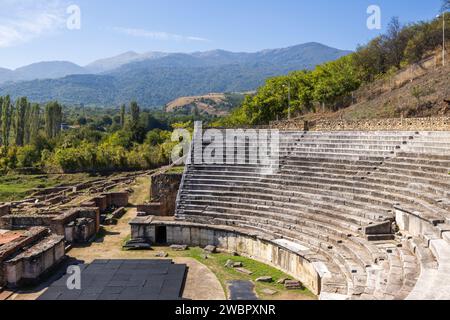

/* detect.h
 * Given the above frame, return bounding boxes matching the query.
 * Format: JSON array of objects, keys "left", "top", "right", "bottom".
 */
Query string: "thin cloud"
[
  {"left": 113, "top": 27, "right": 209, "bottom": 42},
  {"left": 0, "top": 0, "right": 67, "bottom": 48}
]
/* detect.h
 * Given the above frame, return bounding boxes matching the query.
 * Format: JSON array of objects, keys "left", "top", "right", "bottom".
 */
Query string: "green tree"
[
  {"left": 130, "top": 101, "right": 140, "bottom": 129},
  {"left": 28, "top": 103, "right": 41, "bottom": 144},
  {"left": 45, "top": 101, "right": 62, "bottom": 139},
  {"left": 120, "top": 104, "right": 126, "bottom": 128},
  {"left": 14, "top": 97, "right": 28, "bottom": 146},
  {"left": 1, "top": 95, "right": 12, "bottom": 149}
]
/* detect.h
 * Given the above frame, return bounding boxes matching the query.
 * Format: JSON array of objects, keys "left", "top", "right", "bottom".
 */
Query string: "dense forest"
[
  {"left": 0, "top": 97, "right": 210, "bottom": 173},
  {"left": 216, "top": 10, "right": 450, "bottom": 126}
]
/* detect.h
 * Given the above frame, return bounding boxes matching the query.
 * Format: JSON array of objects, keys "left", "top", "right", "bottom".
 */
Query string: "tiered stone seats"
[{"left": 176, "top": 130, "right": 450, "bottom": 299}]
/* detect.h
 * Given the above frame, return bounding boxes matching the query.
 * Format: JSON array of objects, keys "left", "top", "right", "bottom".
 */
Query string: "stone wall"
[
  {"left": 0, "top": 227, "right": 50, "bottom": 287},
  {"left": 130, "top": 220, "right": 321, "bottom": 295},
  {"left": 0, "top": 215, "right": 55, "bottom": 230},
  {"left": 394, "top": 205, "right": 443, "bottom": 239},
  {"left": 149, "top": 173, "right": 182, "bottom": 216},
  {"left": 51, "top": 207, "right": 100, "bottom": 241},
  {"left": 269, "top": 119, "right": 308, "bottom": 131},
  {"left": 0, "top": 204, "right": 11, "bottom": 217},
  {"left": 81, "top": 192, "right": 129, "bottom": 213},
  {"left": 268, "top": 117, "right": 450, "bottom": 131},
  {"left": 137, "top": 203, "right": 163, "bottom": 216},
  {"left": 4, "top": 235, "right": 65, "bottom": 287},
  {"left": 64, "top": 218, "right": 96, "bottom": 243},
  {"left": 0, "top": 207, "right": 100, "bottom": 244},
  {"left": 312, "top": 117, "right": 450, "bottom": 132},
  {"left": 107, "top": 192, "right": 129, "bottom": 207}
]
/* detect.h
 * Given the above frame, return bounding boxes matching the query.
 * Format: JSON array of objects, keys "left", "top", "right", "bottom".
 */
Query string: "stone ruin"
[
  {"left": 0, "top": 171, "right": 142, "bottom": 289},
  {"left": 0, "top": 192, "right": 129, "bottom": 244},
  {"left": 130, "top": 129, "right": 450, "bottom": 300},
  {"left": 0, "top": 227, "right": 64, "bottom": 288},
  {"left": 124, "top": 172, "right": 181, "bottom": 249},
  {"left": 137, "top": 172, "right": 182, "bottom": 217}
]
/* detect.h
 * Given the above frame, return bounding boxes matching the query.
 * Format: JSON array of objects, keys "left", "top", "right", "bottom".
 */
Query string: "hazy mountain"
[
  {"left": 0, "top": 42, "right": 351, "bottom": 106},
  {"left": 0, "top": 67, "right": 13, "bottom": 84},
  {"left": 85, "top": 51, "right": 169, "bottom": 73},
  {"left": 0, "top": 61, "right": 88, "bottom": 84}
]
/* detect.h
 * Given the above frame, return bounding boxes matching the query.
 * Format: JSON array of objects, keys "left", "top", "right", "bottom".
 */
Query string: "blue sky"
[{"left": 0, "top": 0, "right": 445, "bottom": 69}]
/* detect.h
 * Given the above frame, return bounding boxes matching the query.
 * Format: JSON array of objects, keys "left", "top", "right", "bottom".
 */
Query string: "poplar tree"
[
  {"left": 130, "top": 101, "right": 140, "bottom": 130},
  {"left": 45, "top": 101, "right": 62, "bottom": 139},
  {"left": 120, "top": 104, "right": 126, "bottom": 128},
  {"left": 28, "top": 103, "right": 41, "bottom": 144},
  {"left": 15, "top": 97, "right": 28, "bottom": 146},
  {"left": 1, "top": 95, "right": 12, "bottom": 148}
]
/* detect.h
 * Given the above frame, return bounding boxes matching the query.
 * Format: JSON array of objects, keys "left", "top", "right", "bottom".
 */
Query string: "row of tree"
[{"left": 0, "top": 96, "right": 62, "bottom": 148}]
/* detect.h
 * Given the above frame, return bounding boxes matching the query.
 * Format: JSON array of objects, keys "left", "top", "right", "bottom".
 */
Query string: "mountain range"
[{"left": 0, "top": 42, "right": 351, "bottom": 107}]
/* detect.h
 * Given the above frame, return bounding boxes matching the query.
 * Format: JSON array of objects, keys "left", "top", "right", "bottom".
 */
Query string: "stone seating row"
[{"left": 176, "top": 131, "right": 450, "bottom": 299}]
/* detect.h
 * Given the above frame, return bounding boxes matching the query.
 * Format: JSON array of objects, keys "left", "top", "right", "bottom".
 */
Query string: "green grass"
[
  {"left": 0, "top": 173, "right": 94, "bottom": 202},
  {"left": 166, "top": 166, "right": 185, "bottom": 174},
  {"left": 157, "top": 246, "right": 316, "bottom": 300}
]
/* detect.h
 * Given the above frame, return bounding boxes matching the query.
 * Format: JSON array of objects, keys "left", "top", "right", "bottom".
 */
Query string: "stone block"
[
  {"left": 284, "top": 280, "right": 303, "bottom": 290},
  {"left": 256, "top": 276, "right": 273, "bottom": 283},
  {"left": 235, "top": 268, "right": 253, "bottom": 275},
  {"left": 204, "top": 245, "right": 216, "bottom": 253},
  {"left": 170, "top": 244, "right": 188, "bottom": 251}
]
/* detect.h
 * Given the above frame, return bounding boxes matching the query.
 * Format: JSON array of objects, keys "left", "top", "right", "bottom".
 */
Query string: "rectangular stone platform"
[{"left": 38, "top": 259, "right": 187, "bottom": 300}]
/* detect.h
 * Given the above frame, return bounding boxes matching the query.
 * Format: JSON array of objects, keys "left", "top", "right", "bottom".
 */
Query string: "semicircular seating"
[{"left": 176, "top": 130, "right": 450, "bottom": 300}]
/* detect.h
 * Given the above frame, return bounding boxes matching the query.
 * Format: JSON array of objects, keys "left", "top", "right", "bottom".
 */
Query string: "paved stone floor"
[
  {"left": 227, "top": 281, "right": 258, "bottom": 300},
  {"left": 38, "top": 259, "right": 187, "bottom": 300}
]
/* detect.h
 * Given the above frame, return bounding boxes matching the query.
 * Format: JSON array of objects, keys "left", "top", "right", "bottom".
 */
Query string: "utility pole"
[
  {"left": 443, "top": 11, "right": 446, "bottom": 66},
  {"left": 438, "top": 12, "right": 446, "bottom": 66}
]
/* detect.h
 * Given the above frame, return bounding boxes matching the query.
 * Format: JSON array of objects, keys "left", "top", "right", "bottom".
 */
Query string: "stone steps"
[
  {"left": 190, "top": 165, "right": 450, "bottom": 198},
  {"left": 180, "top": 188, "right": 385, "bottom": 224},
  {"left": 182, "top": 181, "right": 393, "bottom": 220},
  {"left": 406, "top": 238, "right": 450, "bottom": 300},
  {"left": 181, "top": 183, "right": 391, "bottom": 220},
  {"left": 179, "top": 198, "right": 366, "bottom": 234},
  {"left": 176, "top": 130, "right": 450, "bottom": 299},
  {"left": 184, "top": 173, "right": 446, "bottom": 220}
]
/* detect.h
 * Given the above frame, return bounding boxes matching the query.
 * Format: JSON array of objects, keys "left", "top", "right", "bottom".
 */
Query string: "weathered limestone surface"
[
  {"left": 0, "top": 227, "right": 65, "bottom": 287},
  {"left": 4, "top": 235, "right": 65, "bottom": 286}
]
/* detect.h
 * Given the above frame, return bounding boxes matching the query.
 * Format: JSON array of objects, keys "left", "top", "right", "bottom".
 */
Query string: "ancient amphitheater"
[{"left": 132, "top": 118, "right": 450, "bottom": 300}]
